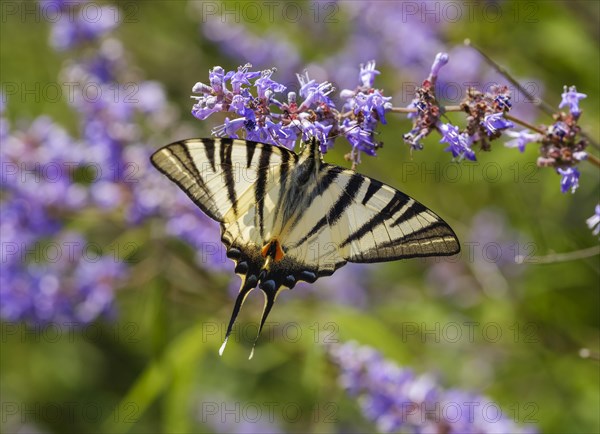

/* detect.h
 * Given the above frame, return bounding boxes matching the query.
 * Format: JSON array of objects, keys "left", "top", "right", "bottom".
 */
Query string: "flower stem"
[
  {"left": 390, "top": 105, "right": 464, "bottom": 114},
  {"left": 587, "top": 152, "right": 600, "bottom": 168},
  {"left": 504, "top": 114, "right": 545, "bottom": 134},
  {"left": 389, "top": 107, "right": 416, "bottom": 113},
  {"left": 516, "top": 245, "right": 600, "bottom": 264}
]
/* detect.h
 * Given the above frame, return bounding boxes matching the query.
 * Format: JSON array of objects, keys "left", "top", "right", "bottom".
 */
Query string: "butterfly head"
[{"left": 298, "top": 136, "right": 323, "bottom": 163}]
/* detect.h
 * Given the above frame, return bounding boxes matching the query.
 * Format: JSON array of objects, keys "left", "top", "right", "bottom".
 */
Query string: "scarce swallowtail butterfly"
[{"left": 151, "top": 137, "right": 460, "bottom": 358}]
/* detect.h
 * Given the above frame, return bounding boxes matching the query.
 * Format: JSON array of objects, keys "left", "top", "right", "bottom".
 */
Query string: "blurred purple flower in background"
[
  {"left": 289, "top": 263, "right": 371, "bottom": 309},
  {"left": 193, "top": 1, "right": 447, "bottom": 91},
  {"left": 198, "top": 395, "right": 282, "bottom": 434},
  {"left": 0, "top": 112, "right": 128, "bottom": 322},
  {"left": 39, "top": 0, "right": 118, "bottom": 51},
  {"left": 327, "top": 341, "right": 537, "bottom": 433},
  {"left": 586, "top": 205, "right": 600, "bottom": 237},
  {"left": 0, "top": 0, "right": 230, "bottom": 324},
  {"left": 504, "top": 130, "right": 541, "bottom": 153}
]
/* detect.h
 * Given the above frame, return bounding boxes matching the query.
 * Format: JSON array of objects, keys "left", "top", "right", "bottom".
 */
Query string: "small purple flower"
[
  {"left": 429, "top": 52, "right": 449, "bottom": 79},
  {"left": 297, "top": 74, "right": 335, "bottom": 110},
  {"left": 403, "top": 128, "right": 427, "bottom": 150},
  {"left": 481, "top": 113, "right": 514, "bottom": 135},
  {"left": 209, "top": 66, "right": 226, "bottom": 92},
  {"left": 49, "top": 6, "right": 118, "bottom": 50},
  {"left": 557, "top": 167, "right": 580, "bottom": 193},
  {"left": 341, "top": 119, "right": 378, "bottom": 158},
  {"left": 192, "top": 97, "right": 223, "bottom": 120},
  {"left": 549, "top": 121, "right": 569, "bottom": 138},
  {"left": 558, "top": 85, "right": 586, "bottom": 115},
  {"left": 586, "top": 204, "right": 600, "bottom": 237},
  {"left": 302, "top": 120, "right": 334, "bottom": 153},
  {"left": 229, "top": 94, "right": 248, "bottom": 116},
  {"left": 229, "top": 64, "right": 260, "bottom": 94},
  {"left": 504, "top": 129, "right": 541, "bottom": 152},
  {"left": 359, "top": 60, "right": 380, "bottom": 88},
  {"left": 366, "top": 90, "right": 392, "bottom": 124},
  {"left": 254, "top": 68, "right": 286, "bottom": 99},
  {"left": 494, "top": 94, "right": 512, "bottom": 110},
  {"left": 405, "top": 98, "right": 420, "bottom": 120},
  {"left": 439, "top": 123, "right": 476, "bottom": 161},
  {"left": 212, "top": 117, "right": 246, "bottom": 138}
]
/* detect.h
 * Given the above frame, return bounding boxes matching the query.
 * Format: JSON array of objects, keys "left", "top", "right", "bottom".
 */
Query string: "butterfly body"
[{"left": 151, "top": 137, "right": 459, "bottom": 357}]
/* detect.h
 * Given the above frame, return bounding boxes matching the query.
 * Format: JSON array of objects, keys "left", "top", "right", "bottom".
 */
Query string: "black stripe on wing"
[
  {"left": 255, "top": 144, "right": 273, "bottom": 239},
  {"left": 245, "top": 140, "right": 258, "bottom": 168},
  {"left": 361, "top": 179, "right": 383, "bottom": 206},
  {"left": 271, "top": 150, "right": 292, "bottom": 226},
  {"left": 291, "top": 173, "right": 365, "bottom": 248},
  {"left": 339, "top": 190, "right": 410, "bottom": 248},
  {"left": 219, "top": 138, "right": 239, "bottom": 217},
  {"left": 203, "top": 138, "right": 217, "bottom": 172},
  {"left": 285, "top": 165, "right": 342, "bottom": 232},
  {"left": 150, "top": 141, "right": 223, "bottom": 221}
]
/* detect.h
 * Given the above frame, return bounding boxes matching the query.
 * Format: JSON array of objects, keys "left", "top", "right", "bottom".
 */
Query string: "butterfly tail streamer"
[
  {"left": 219, "top": 275, "right": 257, "bottom": 356},
  {"left": 249, "top": 281, "right": 281, "bottom": 359}
]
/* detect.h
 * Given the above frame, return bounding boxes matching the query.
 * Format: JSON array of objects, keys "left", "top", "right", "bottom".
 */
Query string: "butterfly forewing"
[{"left": 150, "top": 138, "right": 294, "bottom": 225}]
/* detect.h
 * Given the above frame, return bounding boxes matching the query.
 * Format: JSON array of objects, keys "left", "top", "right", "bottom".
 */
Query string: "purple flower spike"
[
  {"left": 504, "top": 129, "right": 541, "bottom": 152},
  {"left": 189, "top": 62, "right": 391, "bottom": 163},
  {"left": 559, "top": 85, "right": 586, "bottom": 115},
  {"left": 557, "top": 167, "right": 580, "bottom": 194},
  {"left": 481, "top": 112, "right": 514, "bottom": 135}
]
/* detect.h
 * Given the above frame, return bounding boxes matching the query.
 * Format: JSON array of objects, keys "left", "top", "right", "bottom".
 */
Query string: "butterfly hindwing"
[
  {"left": 278, "top": 164, "right": 460, "bottom": 265},
  {"left": 334, "top": 167, "right": 460, "bottom": 262}
]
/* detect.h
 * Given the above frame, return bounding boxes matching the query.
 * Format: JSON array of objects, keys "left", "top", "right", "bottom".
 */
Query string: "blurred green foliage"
[{"left": 1, "top": 1, "right": 599, "bottom": 433}]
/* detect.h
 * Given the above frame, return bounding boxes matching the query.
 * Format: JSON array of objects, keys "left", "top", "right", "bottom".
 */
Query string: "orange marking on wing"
[
  {"left": 261, "top": 243, "right": 270, "bottom": 258},
  {"left": 261, "top": 239, "right": 285, "bottom": 263},
  {"left": 274, "top": 241, "right": 285, "bottom": 262}
]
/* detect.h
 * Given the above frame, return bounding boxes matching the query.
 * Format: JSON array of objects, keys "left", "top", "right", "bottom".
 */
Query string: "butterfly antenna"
[
  {"left": 219, "top": 276, "right": 257, "bottom": 356},
  {"left": 248, "top": 283, "right": 279, "bottom": 360}
]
